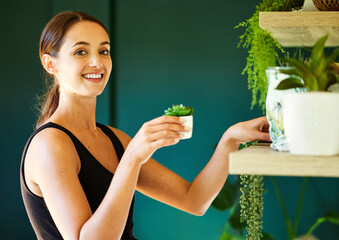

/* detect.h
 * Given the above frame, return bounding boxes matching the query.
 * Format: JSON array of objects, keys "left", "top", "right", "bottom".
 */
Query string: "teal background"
[{"left": 1, "top": 0, "right": 339, "bottom": 239}]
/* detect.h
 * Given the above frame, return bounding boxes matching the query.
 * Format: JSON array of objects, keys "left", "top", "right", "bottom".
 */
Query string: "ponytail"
[{"left": 35, "top": 80, "right": 59, "bottom": 129}]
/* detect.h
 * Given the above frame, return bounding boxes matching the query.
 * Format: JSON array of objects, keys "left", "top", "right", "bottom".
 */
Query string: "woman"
[{"left": 20, "top": 11, "right": 270, "bottom": 240}]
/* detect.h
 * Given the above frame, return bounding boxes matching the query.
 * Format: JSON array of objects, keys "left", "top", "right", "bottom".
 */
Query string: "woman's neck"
[{"left": 49, "top": 92, "right": 98, "bottom": 133}]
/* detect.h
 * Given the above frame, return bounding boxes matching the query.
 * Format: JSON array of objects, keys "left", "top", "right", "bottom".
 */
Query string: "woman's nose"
[{"left": 88, "top": 54, "right": 103, "bottom": 68}]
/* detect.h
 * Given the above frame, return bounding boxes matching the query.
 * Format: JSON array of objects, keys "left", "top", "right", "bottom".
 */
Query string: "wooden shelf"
[
  {"left": 259, "top": 11, "right": 339, "bottom": 47},
  {"left": 229, "top": 144, "right": 339, "bottom": 178}
]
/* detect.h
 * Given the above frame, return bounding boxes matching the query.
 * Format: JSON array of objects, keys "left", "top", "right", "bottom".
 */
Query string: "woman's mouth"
[{"left": 82, "top": 73, "right": 104, "bottom": 83}]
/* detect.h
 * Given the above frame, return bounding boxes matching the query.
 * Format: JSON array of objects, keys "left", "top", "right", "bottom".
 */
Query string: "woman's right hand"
[{"left": 124, "top": 116, "right": 187, "bottom": 166}]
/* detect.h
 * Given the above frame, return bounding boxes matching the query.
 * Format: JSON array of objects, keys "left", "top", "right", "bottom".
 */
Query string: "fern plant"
[{"left": 235, "top": 0, "right": 303, "bottom": 111}]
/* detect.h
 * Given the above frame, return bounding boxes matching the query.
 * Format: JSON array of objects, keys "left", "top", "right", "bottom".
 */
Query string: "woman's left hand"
[{"left": 223, "top": 116, "right": 271, "bottom": 147}]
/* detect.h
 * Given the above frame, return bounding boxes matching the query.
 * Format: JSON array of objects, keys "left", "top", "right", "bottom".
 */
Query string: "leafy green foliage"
[
  {"left": 235, "top": 0, "right": 303, "bottom": 111},
  {"left": 163, "top": 104, "right": 194, "bottom": 116},
  {"left": 212, "top": 180, "right": 240, "bottom": 211},
  {"left": 228, "top": 204, "right": 247, "bottom": 233},
  {"left": 276, "top": 35, "right": 339, "bottom": 91}
]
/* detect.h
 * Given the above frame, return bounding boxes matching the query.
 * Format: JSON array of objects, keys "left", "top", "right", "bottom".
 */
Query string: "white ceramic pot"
[
  {"left": 179, "top": 115, "right": 193, "bottom": 140},
  {"left": 283, "top": 92, "right": 339, "bottom": 156},
  {"left": 266, "top": 67, "right": 302, "bottom": 152}
]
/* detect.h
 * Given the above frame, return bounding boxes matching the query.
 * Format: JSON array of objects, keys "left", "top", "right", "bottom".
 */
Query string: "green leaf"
[
  {"left": 278, "top": 68, "right": 308, "bottom": 82},
  {"left": 311, "top": 34, "right": 328, "bottom": 63},
  {"left": 164, "top": 111, "right": 177, "bottom": 116},
  {"left": 279, "top": 58, "right": 311, "bottom": 77},
  {"left": 323, "top": 211, "right": 339, "bottom": 225},
  {"left": 218, "top": 232, "right": 242, "bottom": 240},
  {"left": 229, "top": 206, "right": 246, "bottom": 232},
  {"left": 177, "top": 109, "right": 191, "bottom": 116},
  {"left": 327, "top": 71, "right": 339, "bottom": 84},
  {"left": 271, "top": 177, "right": 294, "bottom": 239},
  {"left": 212, "top": 180, "right": 239, "bottom": 211},
  {"left": 318, "top": 71, "right": 338, "bottom": 91},
  {"left": 279, "top": 68, "right": 301, "bottom": 76},
  {"left": 307, "top": 211, "right": 339, "bottom": 235},
  {"left": 276, "top": 78, "right": 305, "bottom": 90},
  {"left": 262, "top": 232, "right": 276, "bottom": 240},
  {"left": 309, "top": 75, "right": 319, "bottom": 91},
  {"left": 313, "top": 57, "right": 327, "bottom": 77},
  {"left": 318, "top": 72, "right": 329, "bottom": 91},
  {"left": 326, "top": 47, "right": 339, "bottom": 68}
]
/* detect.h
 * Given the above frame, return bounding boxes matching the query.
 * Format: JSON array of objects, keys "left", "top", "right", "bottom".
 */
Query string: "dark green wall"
[
  {"left": 114, "top": 1, "right": 339, "bottom": 240},
  {"left": 1, "top": 1, "right": 50, "bottom": 239},
  {"left": 1, "top": 0, "right": 339, "bottom": 239}
]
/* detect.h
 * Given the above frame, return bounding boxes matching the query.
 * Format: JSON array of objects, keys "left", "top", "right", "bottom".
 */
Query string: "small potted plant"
[
  {"left": 164, "top": 104, "right": 194, "bottom": 139},
  {"left": 276, "top": 34, "right": 339, "bottom": 155}
]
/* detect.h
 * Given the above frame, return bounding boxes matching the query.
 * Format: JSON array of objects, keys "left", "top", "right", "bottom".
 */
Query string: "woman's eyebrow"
[
  {"left": 101, "top": 41, "right": 110, "bottom": 46},
  {"left": 72, "top": 41, "right": 110, "bottom": 48}
]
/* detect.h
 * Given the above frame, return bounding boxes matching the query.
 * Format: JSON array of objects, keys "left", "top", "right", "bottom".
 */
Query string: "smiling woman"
[
  {"left": 36, "top": 12, "right": 111, "bottom": 128},
  {"left": 41, "top": 22, "right": 112, "bottom": 113},
  {"left": 20, "top": 10, "right": 271, "bottom": 240}
]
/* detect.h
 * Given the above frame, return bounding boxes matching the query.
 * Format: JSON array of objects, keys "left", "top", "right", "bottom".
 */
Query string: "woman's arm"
[
  {"left": 185, "top": 116, "right": 271, "bottom": 214},
  {"left": 28, "top": 116, "right": 185, "bottom": 240},
  {"left": 118, "top": 117, "right": 270, "bottom": 216}
]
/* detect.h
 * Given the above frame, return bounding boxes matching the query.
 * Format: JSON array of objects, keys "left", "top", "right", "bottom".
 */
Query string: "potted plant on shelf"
[
  {"left": 164, "top": 104, "right": 194, "bottom": 139},
  {"left": 276, "top": 34, "right": 339, "bottom": 156},
  {"left": 266, "top": 49, "right": 306, "bottom": 152}
]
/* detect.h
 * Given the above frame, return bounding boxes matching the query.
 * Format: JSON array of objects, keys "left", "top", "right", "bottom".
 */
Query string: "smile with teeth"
[{"left": 82, "top": 73, "right": 103, "bottom": 79}]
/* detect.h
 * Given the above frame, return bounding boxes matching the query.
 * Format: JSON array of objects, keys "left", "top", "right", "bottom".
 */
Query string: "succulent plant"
[
  {"left": 276, "top": 34, "right": 339, "bottom": 91},
  {"left": 164, "top": 104, "right": 194, "bottom": 116}
]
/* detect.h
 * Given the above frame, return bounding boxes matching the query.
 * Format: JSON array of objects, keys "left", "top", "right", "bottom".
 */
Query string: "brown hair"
[{"left": 36, "top": 11, "right": 109, "bottom": 128}]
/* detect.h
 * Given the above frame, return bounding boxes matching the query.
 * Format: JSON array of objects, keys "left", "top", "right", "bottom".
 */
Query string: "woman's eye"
[
  {"left": 75, "top": 50, "right": 87, "bottom": 56},
  {"left": 100, "top": 50, "right": 110, "bottom": 55}
]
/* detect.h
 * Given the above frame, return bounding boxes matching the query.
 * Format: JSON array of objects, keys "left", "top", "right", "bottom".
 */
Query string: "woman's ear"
[{"left": 41, "top": 54, "right": 58, "bottom": 75}]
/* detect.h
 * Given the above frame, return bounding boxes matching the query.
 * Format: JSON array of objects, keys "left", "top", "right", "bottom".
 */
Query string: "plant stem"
[
  {"left": 270, "top": 176, "right": 294, "bottom": 239},
  {"left": 293, "top": 177, "right": 308, "bottom": 236},
  {"left": 306, "top": 217, "right": 326, "bottom": 235}
]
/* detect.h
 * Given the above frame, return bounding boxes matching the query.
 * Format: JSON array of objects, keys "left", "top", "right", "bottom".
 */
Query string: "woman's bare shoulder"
[
  {"left": 29, "top": 127, "right": 77, "bottom": 153},
  {"left": 26, "top": 127, "right": 80, "bottom": 180}
]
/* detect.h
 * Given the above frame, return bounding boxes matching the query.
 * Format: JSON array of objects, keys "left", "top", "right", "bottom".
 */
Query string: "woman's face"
[{"left": 53, "top": 21, "right": 112, "bottom": 98}]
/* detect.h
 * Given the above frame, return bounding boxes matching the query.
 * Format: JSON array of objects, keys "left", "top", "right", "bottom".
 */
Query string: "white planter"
[
  {"left": 283, "top": 92, "right": 339, "bottom": 156},
  {"left": 266, "top": 67, "right": 303, "bottom": 151},
  {"left": 179, "top": 115, "right": 193, "bottom": 140}
]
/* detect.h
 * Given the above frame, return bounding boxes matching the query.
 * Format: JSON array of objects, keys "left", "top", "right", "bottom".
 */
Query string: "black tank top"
[{"left": 20, "top": 122, "right": 137, "bottom": 240}]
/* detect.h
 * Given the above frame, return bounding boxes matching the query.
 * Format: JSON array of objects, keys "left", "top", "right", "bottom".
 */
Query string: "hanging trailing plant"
[
  {"left": 235, "top": 0, "right": 304, "bottom": 111},
  {"left": 211, "top": 141, "right": 275, "bottom": 240},
  {"left": 238, "top": 142, "right": 265, "bottom": 239},
  {"left": 239, "top": 174, "right": 264, "bottom": 240}
]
